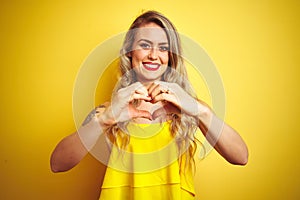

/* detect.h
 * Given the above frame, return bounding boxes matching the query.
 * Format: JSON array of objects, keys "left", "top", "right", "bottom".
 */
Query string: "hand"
[
  {"left": 148, "top": 81, "right": 201, "bottom": 118},
  {"left": 100, "top": 82, "right": 152, "bottom": 125}
]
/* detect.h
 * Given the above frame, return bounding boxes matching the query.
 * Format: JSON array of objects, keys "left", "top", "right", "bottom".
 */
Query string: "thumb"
[
  {"left": 152, "top": 103, "right": 180, "bottom": 120},
  {"left": 130, "top": 107, "right": 152, "bottom": 120}
]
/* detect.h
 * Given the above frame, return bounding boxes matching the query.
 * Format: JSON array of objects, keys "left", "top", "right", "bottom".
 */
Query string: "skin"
[
  {"left": 50, "top": 23, "right": 248, "bottom": 173},
  {"left": 130, "top": 23, "right": 169, "bottom": 84}
]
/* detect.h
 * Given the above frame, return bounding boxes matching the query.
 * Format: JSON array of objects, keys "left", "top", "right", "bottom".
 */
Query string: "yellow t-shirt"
[{"left": 99, "top": 121, "right": 195, "bottom": 200}]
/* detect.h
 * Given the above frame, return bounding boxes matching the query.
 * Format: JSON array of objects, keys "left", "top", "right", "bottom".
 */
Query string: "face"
[{"left": 130, "top": 22, "right": 169, "bottom": 84}]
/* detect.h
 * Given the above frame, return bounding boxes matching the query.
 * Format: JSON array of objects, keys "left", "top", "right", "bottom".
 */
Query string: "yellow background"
[{"left": 0, "top": 0, "right": 299, "bottom": 199}]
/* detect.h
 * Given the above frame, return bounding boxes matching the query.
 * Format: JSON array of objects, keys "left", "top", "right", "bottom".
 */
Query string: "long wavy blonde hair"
[{"left": 106, "top": 10, "right": 199, "bottom": 172}]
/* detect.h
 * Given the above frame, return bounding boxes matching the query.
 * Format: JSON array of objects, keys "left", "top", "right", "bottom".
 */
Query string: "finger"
[
  {"left": 151, "top": 107, "right": 167, "bottom": 120},
  {"left": 128, "top": 82, "right": 148, "bottom": 94},
  {"left": 148, "top": 82, "right": 170, "bottom": 99},
  {"left": 130, "top": 108, "right": 152, "bottom": 120},
  {"left": 151, "top": 92, "right": 178, "bottom": 107},
  {"left": 134, "top": 88, "right": 150, "bottom": 100},
  {"left": 129, "top": 93, "right": 151, "bottom": 102},
  {"left": 152, "top": 104, "right": 180, "bottom": 120},
  {"left": 147, "top": 82, "right": 158, "bottom": 95},
  {"left": 115, "top": 105, "right": 152, "bottom": 123},
  {"left": 147, "top": 81, "right": 165, "bottom": 96},
  {"left": 118, "top": 82, "right": 145, "bottom": 96},
  {"left": 150, "top": 84, "right": 162, "bottom": 99},
  {"left": 135, "top": 88, "right": 148, "bottom": 95},
  {"left": 117, "top": 82, "right": 150, "bottom": 102},
  {"left": 129, "top": 82, "right": 150, "bottom": 100}
]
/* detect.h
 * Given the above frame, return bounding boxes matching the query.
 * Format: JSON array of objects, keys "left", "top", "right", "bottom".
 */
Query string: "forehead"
[{"left": 134, "top": 23, "right": 168, "bottom": 43}]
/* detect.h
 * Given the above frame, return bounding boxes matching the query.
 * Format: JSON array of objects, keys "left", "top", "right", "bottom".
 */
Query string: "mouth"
[{"left": 142, "top": 62, "right": 160, "bottom": 71}]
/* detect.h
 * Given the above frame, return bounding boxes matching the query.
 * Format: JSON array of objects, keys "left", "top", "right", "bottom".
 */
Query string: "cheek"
[
  {"left": 132, "top": 50, "right": 148, "bottom": 64},
  {"left": 161, "top": 53, "right": 169, "bottom": 65}
]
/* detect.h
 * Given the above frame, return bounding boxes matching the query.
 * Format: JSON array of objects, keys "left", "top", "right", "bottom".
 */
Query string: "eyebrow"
[{"left": 137, "top": 39, "right": 169, "bottom": 45}]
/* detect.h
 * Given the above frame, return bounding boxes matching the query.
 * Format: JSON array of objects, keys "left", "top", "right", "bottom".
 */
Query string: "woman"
[{"left": 50, "top": 11, "right": 248, "bottom": 199}]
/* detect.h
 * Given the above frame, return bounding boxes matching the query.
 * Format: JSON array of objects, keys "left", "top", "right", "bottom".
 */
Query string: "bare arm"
[
  {"left": 50, "top": 106, "right": 108, "bottom": 172},
  {"left": 147, "top": 81, "right": 248, "bottom": 165},
  {"left": 197, "top": 102, "right": 248, "bottom": 165},
  {"left": 50, "top": 83, "right": 152, "bottom": 173},
  {"left": 50, "top": 132, "right": 87, "bottom": 172}
]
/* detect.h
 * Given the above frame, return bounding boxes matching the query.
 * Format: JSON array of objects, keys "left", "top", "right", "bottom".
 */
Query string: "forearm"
[
  {"left": 50, "top": 108, "right": 108, "bottom": 172},
  {"left": 50, "top": 131, "right": 88, "bottom": 172},
  {"left": 197, "top": 103, "right": 248, "bottom": 165},
  {"left": 213, "top": 121, "right": 248, "bottom": 165}
]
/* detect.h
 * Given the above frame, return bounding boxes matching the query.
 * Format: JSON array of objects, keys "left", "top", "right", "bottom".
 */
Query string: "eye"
[
  {"left": 139, "top": 43, "right": 151, "bottom": 50},
  {"left": 159, "top": 46, "right": 169, "bottom": 52}
]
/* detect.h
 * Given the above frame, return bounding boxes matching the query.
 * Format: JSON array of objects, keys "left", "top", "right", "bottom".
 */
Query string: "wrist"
[
  {"left": 77, "top": 116, "right": 103, "bottom": 151},
  {"left": 97, "top": 107, "right": 116, "bottom": 128},
  {"left": 196, "top": 100, "right": 213, "bottom": 125}
]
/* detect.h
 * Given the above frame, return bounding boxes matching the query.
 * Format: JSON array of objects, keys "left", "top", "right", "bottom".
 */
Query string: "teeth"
[{"left": 144, "top": 64, "right": 159, "bottom": 68}]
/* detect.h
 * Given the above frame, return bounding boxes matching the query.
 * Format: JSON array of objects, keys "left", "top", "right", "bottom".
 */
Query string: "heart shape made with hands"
[
  {"left": 132, "top": 100, "right": 180, "bottom": 122},
  {"left": 125, "top": 82, "right": 181, "bottom": 122},
  {"left": 111, "top": 81, "right": 183, "bottom": 123}
]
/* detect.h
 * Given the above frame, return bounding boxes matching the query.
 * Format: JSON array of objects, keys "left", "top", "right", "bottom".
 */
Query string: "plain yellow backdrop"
[{"left": 0, "top": 0, "right": 299, "bottom": 199}]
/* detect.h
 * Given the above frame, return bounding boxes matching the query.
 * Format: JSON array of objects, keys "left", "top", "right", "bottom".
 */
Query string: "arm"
[
  {"left": 148, "top": 81, "right": 248, "bottom": 165},
  {"left": 197, "top": 101, "right": 248, "bottom": 165},
  {"left": 50, "top": 82, "right": 152, "bottom": 173},
  {"left": 50, "top": 106, "right": 108, "bottom": 173},
  {"left": 50, "top": 131, "right": 88, "bottom": 172}
]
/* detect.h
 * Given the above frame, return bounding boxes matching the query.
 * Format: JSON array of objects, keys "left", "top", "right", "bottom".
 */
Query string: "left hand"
[{"left": 147, "top": 81, "right": 201, "bottom": 119}]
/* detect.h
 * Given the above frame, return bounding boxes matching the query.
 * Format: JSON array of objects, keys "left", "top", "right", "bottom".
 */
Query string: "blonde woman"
[{"left": 51, "top": 10, "right": 248, "bottom": 200}]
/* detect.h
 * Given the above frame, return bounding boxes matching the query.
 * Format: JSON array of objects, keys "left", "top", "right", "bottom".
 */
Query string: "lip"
[{"left": 142, "top": 62, "right": 160, "bottom": 71}]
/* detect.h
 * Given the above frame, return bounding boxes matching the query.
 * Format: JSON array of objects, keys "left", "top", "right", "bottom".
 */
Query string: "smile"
[{"left": 143, "top": 62, "right": 160, "bottom": 71}]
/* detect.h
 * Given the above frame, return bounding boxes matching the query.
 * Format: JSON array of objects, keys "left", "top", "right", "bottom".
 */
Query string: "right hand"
[{"left": 99, "top": 82, "right": 152, "bottom": 126}]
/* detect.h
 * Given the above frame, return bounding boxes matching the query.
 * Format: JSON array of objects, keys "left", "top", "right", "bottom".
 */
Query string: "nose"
[{"left": 148, "top": 47, "right": 158, "bottom": 60}]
